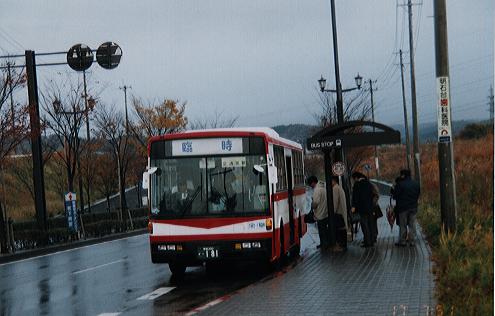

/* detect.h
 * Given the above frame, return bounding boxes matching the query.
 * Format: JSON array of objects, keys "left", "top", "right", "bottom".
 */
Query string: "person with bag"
[
  {"left": 392, "top": 169, "right": 420, "bottom": 247},
  {"left": 306, "top": 176, "right": 330, "bottom": 249},
  {"left": 331, "top": 176, "right": 348, "bottom": 249},
  {"left": 351, "top": 172, "right": 375, "bottom": 248},
  {"left": 371, "top": 182, "right": 382, "bottom": 243}
]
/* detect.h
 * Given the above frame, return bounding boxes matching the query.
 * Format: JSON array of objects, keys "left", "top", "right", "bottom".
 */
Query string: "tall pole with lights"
[{"left": 318, "top": 72, "right": 362, "bottom": 248}]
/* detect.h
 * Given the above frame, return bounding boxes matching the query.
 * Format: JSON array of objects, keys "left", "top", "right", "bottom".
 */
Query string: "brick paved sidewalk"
[{"left": 199, "top": 196, "right": 436, "bottom": 315}]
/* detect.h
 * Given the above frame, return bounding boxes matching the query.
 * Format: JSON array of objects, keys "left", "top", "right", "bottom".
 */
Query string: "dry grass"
[{"left": 378, "top": 133, "right": 494, "bottom": 315}]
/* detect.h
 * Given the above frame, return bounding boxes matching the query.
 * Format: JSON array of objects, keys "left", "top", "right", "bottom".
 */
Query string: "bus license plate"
[{"left": 197, "top": 246, "right": 219, "bottom": 259}]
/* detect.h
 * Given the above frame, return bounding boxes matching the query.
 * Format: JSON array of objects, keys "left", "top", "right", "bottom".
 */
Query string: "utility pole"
[
  {"left": 369, "top": 79, "right": 380, "bottom": 178},
  {"left": 325, "top": 0, "right": 344, "bottom": 248},
  {"left": 25, "top": 50, "right": 48, "bottom": 232},
  {"left": 399, "top": 50, "right": 412, "bottom": 170},
  {"left": 7, "top": 62, "right": 14, "bottom": 119},
  {"left": 489, "top": 86, "right": 494, "bottom": 121},
  {"left": 408, "top": 0, "right": 421, "bottom": 183},
  {"left": 119, "top": 85, "right": 131, "bottom": 134},
  {"left": 434, "top": 0, "right": 457, "bottom": 232},
  {"left": 82, "top": 70, "right": 90, "bottom": 142},
  {"left": 82, "top": 69, "right": 91, "bottom": 214}
]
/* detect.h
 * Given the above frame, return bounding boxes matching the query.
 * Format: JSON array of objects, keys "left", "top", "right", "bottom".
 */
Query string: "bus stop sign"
[
  {"left": 67, "top": 44, "right": 93, "bottom": 71},
  {"left": 64, "top": 192, "right": 79, "bottom": 232},
  {"left": 96, "top": 42, "right": 122, "bottom": 69},
  {"left": 332, "top": 162, "right": 346, "bottom": 176}
]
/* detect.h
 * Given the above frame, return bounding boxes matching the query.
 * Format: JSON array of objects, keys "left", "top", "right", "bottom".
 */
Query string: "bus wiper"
[{"left": 179, "top": 185, "right": 202, "bottom": 217}]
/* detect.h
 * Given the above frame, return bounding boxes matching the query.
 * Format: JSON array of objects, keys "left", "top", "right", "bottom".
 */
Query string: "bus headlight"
[{"left": 252, "top": 242, "right": 261, "bottom": 248}]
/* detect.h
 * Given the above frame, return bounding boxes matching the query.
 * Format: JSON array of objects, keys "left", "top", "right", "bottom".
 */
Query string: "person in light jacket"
[
  {"left": 331, "top": 176, "right": 348, "bottom": 231},
  {"left": 306, "top": 176, "right": 329, "bottom": 249}
]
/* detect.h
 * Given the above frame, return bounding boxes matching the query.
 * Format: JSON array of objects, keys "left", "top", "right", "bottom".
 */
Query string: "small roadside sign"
[
  {"left": 332, "top": 162, "right": 346, "bottom": 176},
  {"left": 437, "top": 76, "right": 452, "bottom": 143},
  {"left": 64, "top": 192, "right": 79, "bottom": 232}
]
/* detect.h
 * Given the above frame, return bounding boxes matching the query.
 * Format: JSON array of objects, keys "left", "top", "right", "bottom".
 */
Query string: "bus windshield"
[{"left": 150, "top": 155, "right": 269, "bottom": 218}]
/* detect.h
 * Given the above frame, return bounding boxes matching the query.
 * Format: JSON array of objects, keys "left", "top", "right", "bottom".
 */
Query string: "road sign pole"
[
  {"left": 324, "top": 150, "right": 336, "bottom": 247},
  {"left": 434, "top": 0, "right": 457, "bottom": 232}
]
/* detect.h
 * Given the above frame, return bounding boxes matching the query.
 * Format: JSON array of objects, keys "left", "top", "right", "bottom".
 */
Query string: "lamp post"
[
  {"left": 318, "top": 73, "right": 363, "bottom": 95},
  {"left": 317, "top": 72, "right": 362, "bottom": 249}
]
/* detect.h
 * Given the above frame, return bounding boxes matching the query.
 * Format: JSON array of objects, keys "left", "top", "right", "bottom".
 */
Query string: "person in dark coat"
[
  {"left": 351, "top": 172, "right": 375, "bottom": 248},
  {"left": 392, "top": 169, "right": 420, "bottom": 247},
  {"left": 390, "top": 176, "right": 403, "bottom": 226}
]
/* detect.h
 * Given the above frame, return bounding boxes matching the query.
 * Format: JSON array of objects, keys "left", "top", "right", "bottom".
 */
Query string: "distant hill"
[
  {"left": 273, "top": 119, "right": 490, "bottom": 146},
  {"left": 391, "top": 119, "right": 491, "bottom": 143}
]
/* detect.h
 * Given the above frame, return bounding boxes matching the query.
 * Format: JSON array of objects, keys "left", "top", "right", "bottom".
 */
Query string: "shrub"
[{"left": 458, "top": 122, "right": 492, "bottom": 139}]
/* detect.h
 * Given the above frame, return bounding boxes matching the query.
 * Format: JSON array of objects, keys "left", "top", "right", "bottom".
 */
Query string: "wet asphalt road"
[{"left": 0, "top": 227, "right": 318, "bottom": 316}]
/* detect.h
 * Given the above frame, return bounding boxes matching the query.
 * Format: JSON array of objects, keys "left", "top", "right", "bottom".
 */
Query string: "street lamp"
[{"left": 318, "top": 73, "right": 363, "bottom": 93}]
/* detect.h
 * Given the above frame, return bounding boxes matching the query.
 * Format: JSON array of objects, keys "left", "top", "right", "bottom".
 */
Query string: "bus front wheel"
[{"left": 168, "top": 262, "right": 186, "bottom": 276}]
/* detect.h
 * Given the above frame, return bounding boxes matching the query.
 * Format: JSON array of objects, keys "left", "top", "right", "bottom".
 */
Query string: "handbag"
[
  {"left": 304, "top": 210, "right": 316, "bottom": 224},
  {"left": 349, "top": 212, "right": 360, "bottom": 223},
  {"left": 373, "top": 204, "right": 383, "bottom": 218},
  {"left": 386, "top": 197, "right": 396, "bottom": 230}
]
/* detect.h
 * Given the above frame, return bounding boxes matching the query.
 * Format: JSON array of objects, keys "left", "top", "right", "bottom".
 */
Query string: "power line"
[{"left": 374, "top": 74, "right": 494, "bottom": 112}]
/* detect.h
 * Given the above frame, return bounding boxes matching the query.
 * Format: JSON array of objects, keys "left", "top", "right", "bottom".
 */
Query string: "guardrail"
[{"left": 3, "top": 207, "right": 149, "bottom": 253}]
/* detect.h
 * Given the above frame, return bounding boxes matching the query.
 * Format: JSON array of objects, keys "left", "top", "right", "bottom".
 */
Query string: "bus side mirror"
[
  {"left": 142, "top": 172, "right": 149, "bottom": 190},
  {"left": 142, "top": 167, "right": 159, "bottom": 190}
]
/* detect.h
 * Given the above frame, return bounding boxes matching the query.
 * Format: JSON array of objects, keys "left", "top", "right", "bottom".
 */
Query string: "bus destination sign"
[{"left": 172, "top": 138, "right": 243, "bottom": 156}]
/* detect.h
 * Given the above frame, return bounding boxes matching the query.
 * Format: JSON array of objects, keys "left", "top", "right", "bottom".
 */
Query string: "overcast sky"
[{"left": 1, "top": 0, "right": 493, "bottom": 128}]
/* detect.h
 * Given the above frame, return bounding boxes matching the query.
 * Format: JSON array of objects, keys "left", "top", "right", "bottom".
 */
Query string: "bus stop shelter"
[{"left": 306, "top": 120, "right": 401, "bottom": 247}]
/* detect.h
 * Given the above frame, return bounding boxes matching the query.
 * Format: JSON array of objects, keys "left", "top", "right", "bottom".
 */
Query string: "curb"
[{"left": 0, "top": 228, "right": 148, "bottom": 265}]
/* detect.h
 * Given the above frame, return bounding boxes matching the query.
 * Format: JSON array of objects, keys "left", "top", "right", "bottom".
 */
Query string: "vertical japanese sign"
[
  {"left": 437, "top": 76, "right": 452, "bottom": 143},
  {"left": 64, "top": 192, "right": 79, "bottom": 232}
]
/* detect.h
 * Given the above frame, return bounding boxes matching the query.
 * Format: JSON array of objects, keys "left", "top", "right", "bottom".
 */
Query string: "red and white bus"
[{"left": 143, "top": 128, "right": 307, "bottom": 276}]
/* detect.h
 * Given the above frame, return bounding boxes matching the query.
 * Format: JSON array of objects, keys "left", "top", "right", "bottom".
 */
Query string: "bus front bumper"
[{"left": 150, "top": 238, "right": 272, "bottom": 264}]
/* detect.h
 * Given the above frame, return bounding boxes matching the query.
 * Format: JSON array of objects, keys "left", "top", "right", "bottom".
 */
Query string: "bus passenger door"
[{"left": 285, "top": 156, "right": 295, "bottom": 246}]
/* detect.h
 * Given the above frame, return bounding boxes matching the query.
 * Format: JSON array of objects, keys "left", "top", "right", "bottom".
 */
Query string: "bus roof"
[{"left": 149, "top": 127, "right": 303, "bottom": 150}]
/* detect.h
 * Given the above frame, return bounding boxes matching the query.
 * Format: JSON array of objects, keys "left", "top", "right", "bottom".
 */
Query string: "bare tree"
[
  {"left": 93, "top": 142, "right": 118, "bottom": 212},
  {"left": 40, "top": 80, "right": 86, "bottom": 193},
  {"left": 94, "top": 105, "right": 135, "bottom": 221},
  {"left": 314, "top": 87, "right": 374, "bottom": 175},
  {"left": 0, "top": 63, "right": 28, "bottom": 166},
  {"left": 0, "top": 61, "right": 28, "bottom": 253},
  {"left": 189, "top": 110, "right": 239, "bottom": 130},
  {"left": 8, "top": 136, "right": 55, "bottom": 205}
]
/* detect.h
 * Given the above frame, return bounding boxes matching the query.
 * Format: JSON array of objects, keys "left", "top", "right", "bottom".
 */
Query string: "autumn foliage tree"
[
  {"left": 129, "top": 98, "right": 188, "bottom": 203},
  {"left": 130, "top": 97, "right": 188, "bottom": 151}
]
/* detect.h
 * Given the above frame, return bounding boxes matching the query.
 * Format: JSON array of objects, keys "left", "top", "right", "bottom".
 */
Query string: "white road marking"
[
  {"left": 137, "top": 287, "right": 176, "bottom": 300},
  {"left": 72, "top": 259, "right": 125, "bottom": 275},
  {"left": 185, "top": 298, "right": 225, "bottom": 316},
  {"left": 97, "top": 313, "right": 121, "bottom": 316},
  {"left": 0, "top": 234, "right": 144, "bottom": 267}
]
